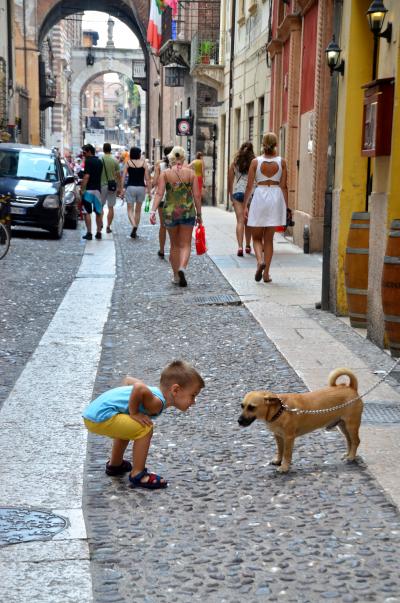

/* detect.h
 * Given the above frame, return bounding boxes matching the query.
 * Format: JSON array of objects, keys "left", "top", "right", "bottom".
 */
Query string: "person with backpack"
[{"left": 100, "top": 143, "right": 122, "bottom": 233}]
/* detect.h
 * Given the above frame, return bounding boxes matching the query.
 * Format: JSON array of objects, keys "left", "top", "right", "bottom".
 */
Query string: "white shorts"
[
  {"left": 100, "top": 185, "right": 117, "bottom": 207},
  {"left": 125, "top": 186, "right": 145, "bottom": 204}
]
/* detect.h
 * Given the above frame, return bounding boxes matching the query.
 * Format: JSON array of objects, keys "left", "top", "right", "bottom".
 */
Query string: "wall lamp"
[
  {"left": 366, "top": 0, "right": 392, "bottom": 43},
  {"left": 325, "top": 36, "right": 345, "bottom": 76}
]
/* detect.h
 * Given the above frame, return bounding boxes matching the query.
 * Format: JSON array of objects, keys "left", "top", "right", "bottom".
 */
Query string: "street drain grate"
[
  {"left": 0, "top": 507, "right": 67, "bottom": 546},
  {"left": 192, "top": 294, "right": 242, "bottom": 306},
  {"left": 363, "top": 403, "right": 400, "bottom": 424}
]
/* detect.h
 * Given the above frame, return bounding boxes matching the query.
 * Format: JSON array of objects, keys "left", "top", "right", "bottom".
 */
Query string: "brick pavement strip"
[{"left": 85, "top": 211, "right": 400, "bottom": 603}]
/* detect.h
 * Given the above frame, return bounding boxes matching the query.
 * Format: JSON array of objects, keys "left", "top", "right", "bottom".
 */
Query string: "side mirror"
[{"left": 64, "top": 175, "right": 75, "bottom": 185}]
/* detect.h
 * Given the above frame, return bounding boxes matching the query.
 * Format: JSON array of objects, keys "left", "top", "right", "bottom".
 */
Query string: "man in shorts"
[
  {"left": 100, "top": 142, "right": 122, "bottom": 233},
  {"left": 81, "top": 144, "right": 103, "bottom": 240}
]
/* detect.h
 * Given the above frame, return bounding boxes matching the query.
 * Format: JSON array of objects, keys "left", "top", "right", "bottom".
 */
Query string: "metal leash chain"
[{"left": 278, "top": 357, "right": 400, "bottom": 415}]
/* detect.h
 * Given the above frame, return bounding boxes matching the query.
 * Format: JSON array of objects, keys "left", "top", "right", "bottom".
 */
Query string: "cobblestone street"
[{"left": 84, "top": 210, "right": 400, "bottom": 603}]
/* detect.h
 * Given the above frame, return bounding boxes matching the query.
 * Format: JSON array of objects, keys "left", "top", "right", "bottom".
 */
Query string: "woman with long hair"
[
  {"left": 150, "top": 146, "right": 202, "bottom": 287},
  {"left": 244, "top": 132, "right": 288, "bottom": 283},
  {"left": 152, "top": 145, "right": 173, "bottom": 258},
  {"left": 228, "top": 141, "right": 255, "bottom": 256},
  {"left": 123, "top": 147, "right": 152, "bottom": 238}
]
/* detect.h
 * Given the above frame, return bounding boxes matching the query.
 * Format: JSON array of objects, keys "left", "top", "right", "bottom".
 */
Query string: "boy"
[{"left": 83, "top": 360, "right": 204, "bottom": 490}]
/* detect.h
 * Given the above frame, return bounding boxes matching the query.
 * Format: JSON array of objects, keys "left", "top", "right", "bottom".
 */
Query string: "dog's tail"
[{"left": 328, "top": 367, "right": 358, "bottom": 391}]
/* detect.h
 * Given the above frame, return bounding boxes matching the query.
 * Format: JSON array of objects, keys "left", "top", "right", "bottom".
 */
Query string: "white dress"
[{"left": 247, "top": 156, "right": 286, "bottom": 227}]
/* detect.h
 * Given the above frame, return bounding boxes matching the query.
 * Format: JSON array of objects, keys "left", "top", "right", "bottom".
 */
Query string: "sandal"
[
  {"left": 105, "top": 459, "right": 132, "bottom": 476},
  {"left": 245, "top": 245, "right": 251, "bottom": 254},
  {"left": 263, "top": 275, "right": 272, "bottom": 283},
  {"left": 178, "top": 269, "right": 187, "bottom": 287},
  {"left": 237, "top": 248, "right": 243, "bottom": 257},
  {"left": 129, "top": 469, "right": 168, "bottom": 490},
  {"left": 255, "top": 263, "right": 266, "bottom": 282},
  {"left": 158, "top": 250, "right": 165, "bottom": 259}
]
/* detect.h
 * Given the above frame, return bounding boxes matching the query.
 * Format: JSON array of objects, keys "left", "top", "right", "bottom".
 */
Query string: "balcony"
[{"left": 190, "top": 33, "right": 224, "bottom": 90}]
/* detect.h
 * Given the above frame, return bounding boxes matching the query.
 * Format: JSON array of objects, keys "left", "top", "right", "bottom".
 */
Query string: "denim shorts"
[
  {"left": 125, "top": 186, "right": 145, "bottom": 204},
  {"left": 232, "top": 192, "right": 245, "bottom": 202}
]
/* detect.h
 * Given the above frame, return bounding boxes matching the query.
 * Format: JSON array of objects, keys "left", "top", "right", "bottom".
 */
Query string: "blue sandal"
[{"left": 129, "top": 469, "right": 168, "bottom": 490}]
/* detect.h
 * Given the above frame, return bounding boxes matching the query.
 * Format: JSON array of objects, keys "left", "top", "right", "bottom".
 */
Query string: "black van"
[{"left": 0, "top": 143, "right": 75, "bottom": 239}]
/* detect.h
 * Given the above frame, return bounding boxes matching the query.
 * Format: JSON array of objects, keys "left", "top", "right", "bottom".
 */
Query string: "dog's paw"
[
  {"left": 270, "top": 459, "right": 282, "bottom": 466},
  {"left": 276, "top": 465, "right": 290, "bottom": 473}
]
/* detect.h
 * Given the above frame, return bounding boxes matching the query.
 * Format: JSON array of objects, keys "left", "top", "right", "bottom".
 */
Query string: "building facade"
[
  {"left": 329, "top": 0, "right": 400, "bottom": 349},
  {"left": 217, "top": 0, "right": 272, "bottom": 207}
]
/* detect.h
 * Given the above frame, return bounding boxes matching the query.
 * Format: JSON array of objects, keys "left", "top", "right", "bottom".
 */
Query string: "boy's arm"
[
  {"left": 123, "top": 375, "right": 142, "bottom": 386},
  {"left": 128, "top": 383, "right": 153, "bottom": 426}
]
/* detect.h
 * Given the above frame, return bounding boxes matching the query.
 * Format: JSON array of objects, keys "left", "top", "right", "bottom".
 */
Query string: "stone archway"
[
  {"left": 13, "top": 0, "right": 155, "bottom": 148},
  {"left": 37, "top": 0, "right": 149, "bottom": 53},
  {"left": 71, "top": 56, "right": 147, "bottom": 153}
]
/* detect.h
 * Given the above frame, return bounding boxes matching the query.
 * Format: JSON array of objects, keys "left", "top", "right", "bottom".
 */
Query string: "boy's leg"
[
  {"left": 131, "top": 429, "right": 166, "bottom": 485},
  {"left": 110, "top": 438, "right": 130, "bottom": 465}
]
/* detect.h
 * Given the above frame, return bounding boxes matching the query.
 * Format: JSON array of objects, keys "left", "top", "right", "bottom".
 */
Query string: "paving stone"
[{"left": 83, "top": 212, "right": 400, "bottom": 602}]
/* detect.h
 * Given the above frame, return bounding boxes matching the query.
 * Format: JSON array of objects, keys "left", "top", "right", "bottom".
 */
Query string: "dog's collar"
[{"left": 268, "top": 403, "right": 285, "bottom": 422}]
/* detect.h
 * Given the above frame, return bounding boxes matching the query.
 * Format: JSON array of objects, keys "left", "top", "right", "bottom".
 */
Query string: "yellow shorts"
[{"left": 83, "top": 414, "right": 152, "bottom": 441}]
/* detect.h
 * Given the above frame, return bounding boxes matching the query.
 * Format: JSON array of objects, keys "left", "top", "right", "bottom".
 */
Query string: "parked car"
[
  {"left": 60, "top": 158, "right": 79, "bottom": 229},
  {"left": 0, "top": 143, "right": 75, "bottom": 239}
]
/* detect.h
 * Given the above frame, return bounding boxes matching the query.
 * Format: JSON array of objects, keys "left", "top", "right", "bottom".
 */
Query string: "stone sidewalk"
[
  {"left": 84, "top": 207, "right": 400, "bottom": 602},
  {"left": 1, "top": 205, "right": 400, "bottom": 603},
  {"left": 204, "top": 206, "right": 400, "bottom": 509}
]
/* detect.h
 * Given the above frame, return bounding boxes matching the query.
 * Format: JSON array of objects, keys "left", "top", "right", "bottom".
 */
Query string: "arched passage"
[
  {"left": 14, "top": 0, "right": 153, "bottom": 149},
  {"left": 38, "top": 0, "right": 149, "bottom": 53},
  {"left": 71, "top": 63, "right": 146, "bottom": 152}
]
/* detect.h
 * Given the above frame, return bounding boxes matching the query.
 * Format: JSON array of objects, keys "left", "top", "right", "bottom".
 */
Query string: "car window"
[
  {"left": 0, "top": 150, "right": 58, "bottom": 182},
  {"left": 62, "top": 163, "right": 73, "bottom": 178}
]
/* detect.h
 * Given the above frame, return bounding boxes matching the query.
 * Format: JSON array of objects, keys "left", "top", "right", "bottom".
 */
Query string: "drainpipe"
[
  {"left": 321, "top": 0, "right": 343, "bottom": 311},
  {"left": 226, "top": 0, "right": 236, "bottom": 210},
  {"left": 7, "top": 0, "right": 13, "bottom": 92}
]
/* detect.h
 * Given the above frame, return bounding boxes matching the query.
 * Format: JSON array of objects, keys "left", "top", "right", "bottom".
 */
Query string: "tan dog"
[{"left": 238, "top": 368, "right": 363, "bottom": 473}]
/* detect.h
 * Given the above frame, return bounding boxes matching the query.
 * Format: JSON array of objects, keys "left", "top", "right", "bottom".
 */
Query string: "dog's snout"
[{"left": 238, "top": 415, "right": 255, "bottom": 427}]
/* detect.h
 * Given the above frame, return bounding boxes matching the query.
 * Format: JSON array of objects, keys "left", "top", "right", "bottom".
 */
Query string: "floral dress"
[{"left": 162, "top": 180, "right": 196, "bottom": 227}]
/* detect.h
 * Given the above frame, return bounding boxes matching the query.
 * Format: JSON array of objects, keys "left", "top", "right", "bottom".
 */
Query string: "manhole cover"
[
  {"left": 191, "top": 294, "right": 242, "bottom": 306},
  {"left": 0, "top": 507, "right": 67, "bottom": 546},
  {"left": 363, "top": 403, "right": 400, "bottom": 424}
]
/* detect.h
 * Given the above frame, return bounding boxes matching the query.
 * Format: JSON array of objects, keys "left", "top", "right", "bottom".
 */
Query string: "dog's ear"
[{"left": 263, "top": 395, "right": 281, "bottom": 405}]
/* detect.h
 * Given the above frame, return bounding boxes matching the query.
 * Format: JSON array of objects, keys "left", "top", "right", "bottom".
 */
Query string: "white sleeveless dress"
[{"left": 247, "top": 156, "right": 286, "bottom": 227}]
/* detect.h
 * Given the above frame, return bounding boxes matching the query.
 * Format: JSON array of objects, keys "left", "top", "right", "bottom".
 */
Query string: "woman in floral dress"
[{"left": 150, "top": 146, "right": 202, "bottom": 287}]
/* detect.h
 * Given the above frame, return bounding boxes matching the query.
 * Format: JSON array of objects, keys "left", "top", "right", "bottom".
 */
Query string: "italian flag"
[{"left": 147, "top": 0, "right": 164, "bottom": 53}]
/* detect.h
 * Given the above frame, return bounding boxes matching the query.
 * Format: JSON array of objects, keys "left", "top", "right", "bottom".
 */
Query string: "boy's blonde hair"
[{"left": 160, "top": 360, "right": 205, "bottom": 389}]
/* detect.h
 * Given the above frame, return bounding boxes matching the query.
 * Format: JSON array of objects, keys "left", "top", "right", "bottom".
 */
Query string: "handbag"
[
  {"left": 102, "top": 159, "right": 117, "bottom": 192},
  {"left": 195, "top": 224, "right": 207, "bottom": 255}
]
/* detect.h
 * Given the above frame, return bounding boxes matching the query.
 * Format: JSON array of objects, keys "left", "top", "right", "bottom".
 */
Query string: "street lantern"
[
  {"left": 366, "top": 0, "right": 392, "bottom": 42},
  {"left": 325, "top": 36, "right": 345, "bottom": 76},
  {"left": 165, "top": 63, "right": 186, "bottom": 87}
]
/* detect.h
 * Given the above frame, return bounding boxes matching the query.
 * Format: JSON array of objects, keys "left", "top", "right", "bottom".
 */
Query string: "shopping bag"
[{"left": 195, "top": 224, "right": 207, "bottom": 255}]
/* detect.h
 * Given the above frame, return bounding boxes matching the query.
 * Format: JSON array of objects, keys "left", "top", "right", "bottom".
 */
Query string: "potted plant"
[{"left": 199, "top": 40, "right": 214, "bottom": 64}]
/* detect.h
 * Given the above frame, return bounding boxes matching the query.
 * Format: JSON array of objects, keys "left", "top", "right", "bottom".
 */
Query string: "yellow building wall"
[
  {"left": 334, "top": 0, "right": 374, "bottom": 314},
  {"left": 387, "top": 9, "right": 400, "bottom": 227}
]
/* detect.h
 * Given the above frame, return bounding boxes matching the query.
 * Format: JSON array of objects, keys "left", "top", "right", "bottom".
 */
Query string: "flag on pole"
[
  {"left": 147, "top": 0, "right": 165, "bottom": 53},
  {"left": 165, "top": 0, "right": 178, "bottom": 17}
]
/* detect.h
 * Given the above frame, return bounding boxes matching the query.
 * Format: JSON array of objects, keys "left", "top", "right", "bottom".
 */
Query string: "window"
[
  {"left": 247, "top": 102, "right": 254, "bottom": 142},
  {"left": 235, "top": 108, "right": 241, "bottom": 150},
  {"left": 259, "top": 96, "right": 265, "bottom": 150}
]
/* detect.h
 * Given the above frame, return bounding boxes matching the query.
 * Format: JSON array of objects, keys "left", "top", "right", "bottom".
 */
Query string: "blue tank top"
[{"left": 82, "top": 385, "right": 166, "bottom": 423}]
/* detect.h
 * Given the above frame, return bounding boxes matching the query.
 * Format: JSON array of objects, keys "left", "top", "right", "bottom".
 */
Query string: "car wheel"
[{"left": 50, "top": 211, "right": 64, "bottom": 239}]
